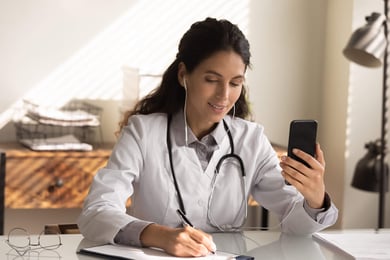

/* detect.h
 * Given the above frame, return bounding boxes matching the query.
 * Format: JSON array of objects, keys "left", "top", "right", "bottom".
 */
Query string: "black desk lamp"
[
  {"left": 352, "top": 140, "right": 388, "bottom": 192},
  {"left": 343, "top": 1, "right": 389, "bottom": 229}
]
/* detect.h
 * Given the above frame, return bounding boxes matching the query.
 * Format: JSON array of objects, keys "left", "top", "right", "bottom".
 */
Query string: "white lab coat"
[{"left": 78, "top": 112, "right": 338, "bottom": 244}]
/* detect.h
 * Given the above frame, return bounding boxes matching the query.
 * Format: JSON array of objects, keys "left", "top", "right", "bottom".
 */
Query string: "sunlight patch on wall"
[{"left": 21, "top": 0, "right": 249, "bottom": 108}]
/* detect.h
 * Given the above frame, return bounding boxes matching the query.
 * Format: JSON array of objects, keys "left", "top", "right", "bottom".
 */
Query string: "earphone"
[
  {"left": 183, "top": 77, "right": 187, "bottom": 90},
  {"left": 183, "top": 77, "right": 188, "bottom": 145}
]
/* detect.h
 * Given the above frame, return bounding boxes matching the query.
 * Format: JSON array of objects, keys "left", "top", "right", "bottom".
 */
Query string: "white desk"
[{"left": 0, "top": 230, "right": 355, "bottom": 259}]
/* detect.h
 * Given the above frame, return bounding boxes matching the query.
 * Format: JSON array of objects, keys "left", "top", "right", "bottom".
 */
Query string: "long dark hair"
[{"left": 118, "top": 17, "right": 251, "bottom": 132}]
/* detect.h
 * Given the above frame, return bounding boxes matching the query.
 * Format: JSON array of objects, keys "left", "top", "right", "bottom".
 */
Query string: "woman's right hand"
[{"left": 139, "top": 223, "right": 216, "bottom": 257}]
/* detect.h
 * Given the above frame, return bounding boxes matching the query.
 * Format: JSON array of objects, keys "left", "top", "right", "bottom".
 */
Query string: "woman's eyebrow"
[{"left": 205, "top": 70, "right": 245, "bottom": 79}]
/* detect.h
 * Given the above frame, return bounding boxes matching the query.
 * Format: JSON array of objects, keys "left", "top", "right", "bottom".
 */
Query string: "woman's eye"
[
  {"left": 206, "top": 78, "right": 218, "bottom": 83},
  {"left": 230, "top": 81, "right": 242, "bottom": 87}
]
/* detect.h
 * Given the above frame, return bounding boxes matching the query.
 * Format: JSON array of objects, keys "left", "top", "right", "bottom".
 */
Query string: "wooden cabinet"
[{"left": 2, "top": 143, "right": 113, "bottom": 209}]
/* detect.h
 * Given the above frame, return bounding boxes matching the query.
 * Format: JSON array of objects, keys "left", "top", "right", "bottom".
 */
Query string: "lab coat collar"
[{"left": 170, "top": 111, "right": 228, "bottom": 147}]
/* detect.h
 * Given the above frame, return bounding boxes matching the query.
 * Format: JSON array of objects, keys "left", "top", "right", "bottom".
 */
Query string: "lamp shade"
[
  {"left": 343, "top": 12, "right": 387, "bottom": 68},
  {"left": 352, "top": 140, "right": 389, "bottom": 192}
]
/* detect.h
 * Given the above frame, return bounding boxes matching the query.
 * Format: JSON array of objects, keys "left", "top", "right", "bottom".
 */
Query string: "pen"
[
  {"left": 176, "top": 209, "right": 194, "bottom": 227},
  {"left": 176, "top": 209, "right": 216, "bottom": 254}
]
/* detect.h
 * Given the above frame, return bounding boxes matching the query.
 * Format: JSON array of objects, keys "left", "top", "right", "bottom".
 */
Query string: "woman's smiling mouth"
[{"left": 209, "top": 102, "right": 226, "bottom": 111}]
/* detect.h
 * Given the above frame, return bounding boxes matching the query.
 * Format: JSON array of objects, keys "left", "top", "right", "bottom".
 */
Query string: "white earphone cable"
[{"left": 183, "top": 79, "right": 188, "bottom": 146}]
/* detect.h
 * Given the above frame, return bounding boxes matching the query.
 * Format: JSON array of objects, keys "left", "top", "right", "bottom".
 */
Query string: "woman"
[{"left": 78, "top": 17, "right": 338, "bottom": 257}]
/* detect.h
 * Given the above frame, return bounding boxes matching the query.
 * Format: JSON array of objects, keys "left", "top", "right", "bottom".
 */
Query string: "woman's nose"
[{"left": 216, "top": 83, "right": 229, "bottom": 99}]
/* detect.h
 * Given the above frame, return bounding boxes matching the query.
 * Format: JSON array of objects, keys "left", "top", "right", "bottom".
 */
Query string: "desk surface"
[{"left": 0, "top": 230, "right": 357, "bottom": 260}]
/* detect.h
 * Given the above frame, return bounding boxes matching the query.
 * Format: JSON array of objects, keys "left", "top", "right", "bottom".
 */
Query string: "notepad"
[
  {"left": 79, "top": 244, "right": 236, "bottom": 259},
  {"left": 313, "top": 230, "right": 390, "bottom": 259}
]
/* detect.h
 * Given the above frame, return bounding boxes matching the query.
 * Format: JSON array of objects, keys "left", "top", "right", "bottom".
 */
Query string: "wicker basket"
[{"left": 13, "top": 100, "right": 103, "bottom": 150}]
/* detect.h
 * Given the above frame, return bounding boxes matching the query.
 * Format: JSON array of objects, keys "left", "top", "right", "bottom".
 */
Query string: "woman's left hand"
[{"left": 280, "top": 143, "right": 325, "bottom": 209}]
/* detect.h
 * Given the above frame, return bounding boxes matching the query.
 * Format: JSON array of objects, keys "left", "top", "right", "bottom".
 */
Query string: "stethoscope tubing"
[{"left": 166, "top": 114, "right": 247, "bottom": 230}]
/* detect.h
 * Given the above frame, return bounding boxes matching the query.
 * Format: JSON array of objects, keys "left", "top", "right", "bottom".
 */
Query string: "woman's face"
[{"left": 179, "top": 50, "right": 246, "bottom": 137}]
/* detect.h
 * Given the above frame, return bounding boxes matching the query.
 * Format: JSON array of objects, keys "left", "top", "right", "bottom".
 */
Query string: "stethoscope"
[{"left": 166, "top": 114, "right": 248, "bottom": 231}]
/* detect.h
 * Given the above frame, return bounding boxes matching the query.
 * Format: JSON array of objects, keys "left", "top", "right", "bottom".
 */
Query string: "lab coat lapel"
[{"left": 204, "top": 134, "right": 230, "bottom": 179}]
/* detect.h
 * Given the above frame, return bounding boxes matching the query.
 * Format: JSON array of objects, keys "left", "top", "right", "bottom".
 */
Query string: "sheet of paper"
[
  {"left": 20, "top": 134, "right": 93, "bottom": 151},
  {"left": 79, "top": 244, "right": 236, "bottom": 260},
  {"left": 313, "top": 230, "right": 390, "bottom": 259}
]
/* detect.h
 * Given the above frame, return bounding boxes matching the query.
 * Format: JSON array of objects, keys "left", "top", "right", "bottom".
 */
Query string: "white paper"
[
  {"left": 80, "top": 244, "right": 236, "bottom": 260},
  {"left": 20, "top": 134, "right": 93, "bottom": 151},
  {"left": 313, "top": 231, "right": 390, "bottom": 259}
]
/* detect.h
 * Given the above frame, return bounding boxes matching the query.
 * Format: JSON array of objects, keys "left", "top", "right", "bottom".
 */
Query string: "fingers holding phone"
[
  {"left": 289, "top": 147, "right": 318, "bottom": 170},
  {"left": 281, "top": 120, "right": 326, "bottom": 208}
]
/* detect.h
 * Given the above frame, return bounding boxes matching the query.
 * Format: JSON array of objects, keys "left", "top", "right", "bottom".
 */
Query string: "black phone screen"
[{"left": 287, "top": 120, "right": 317, "bottom": 168}]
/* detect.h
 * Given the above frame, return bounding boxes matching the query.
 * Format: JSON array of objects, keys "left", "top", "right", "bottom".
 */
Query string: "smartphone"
[{"left": 287, "top": 120, "right": 318, "bottom": 168}]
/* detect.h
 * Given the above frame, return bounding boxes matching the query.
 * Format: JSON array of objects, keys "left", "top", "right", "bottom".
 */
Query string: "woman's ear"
[{"left": 177, "top": 62, "right": 187, "bottom": 87}]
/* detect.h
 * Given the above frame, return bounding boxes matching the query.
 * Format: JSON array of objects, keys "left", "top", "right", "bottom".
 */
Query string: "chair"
[
  {"left": 44, "top": 223, "right": 79, "bottom": 234},
  {"left": 248, "top": 196, "right": 269, "bottom": 229},
  {"left": 261, "top": 207, "right": 269, "bottom": 230}
]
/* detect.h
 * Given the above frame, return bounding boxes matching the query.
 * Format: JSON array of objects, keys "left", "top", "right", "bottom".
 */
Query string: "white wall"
[
  {"left": 1, "top": 0, "right": 388, "bottom": 230},
  {"left": 321, "top": 0, "right": 352, "bottom": 229},
  {"left": 248, "top": 0, "right": 326, "bottom": 146}
]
